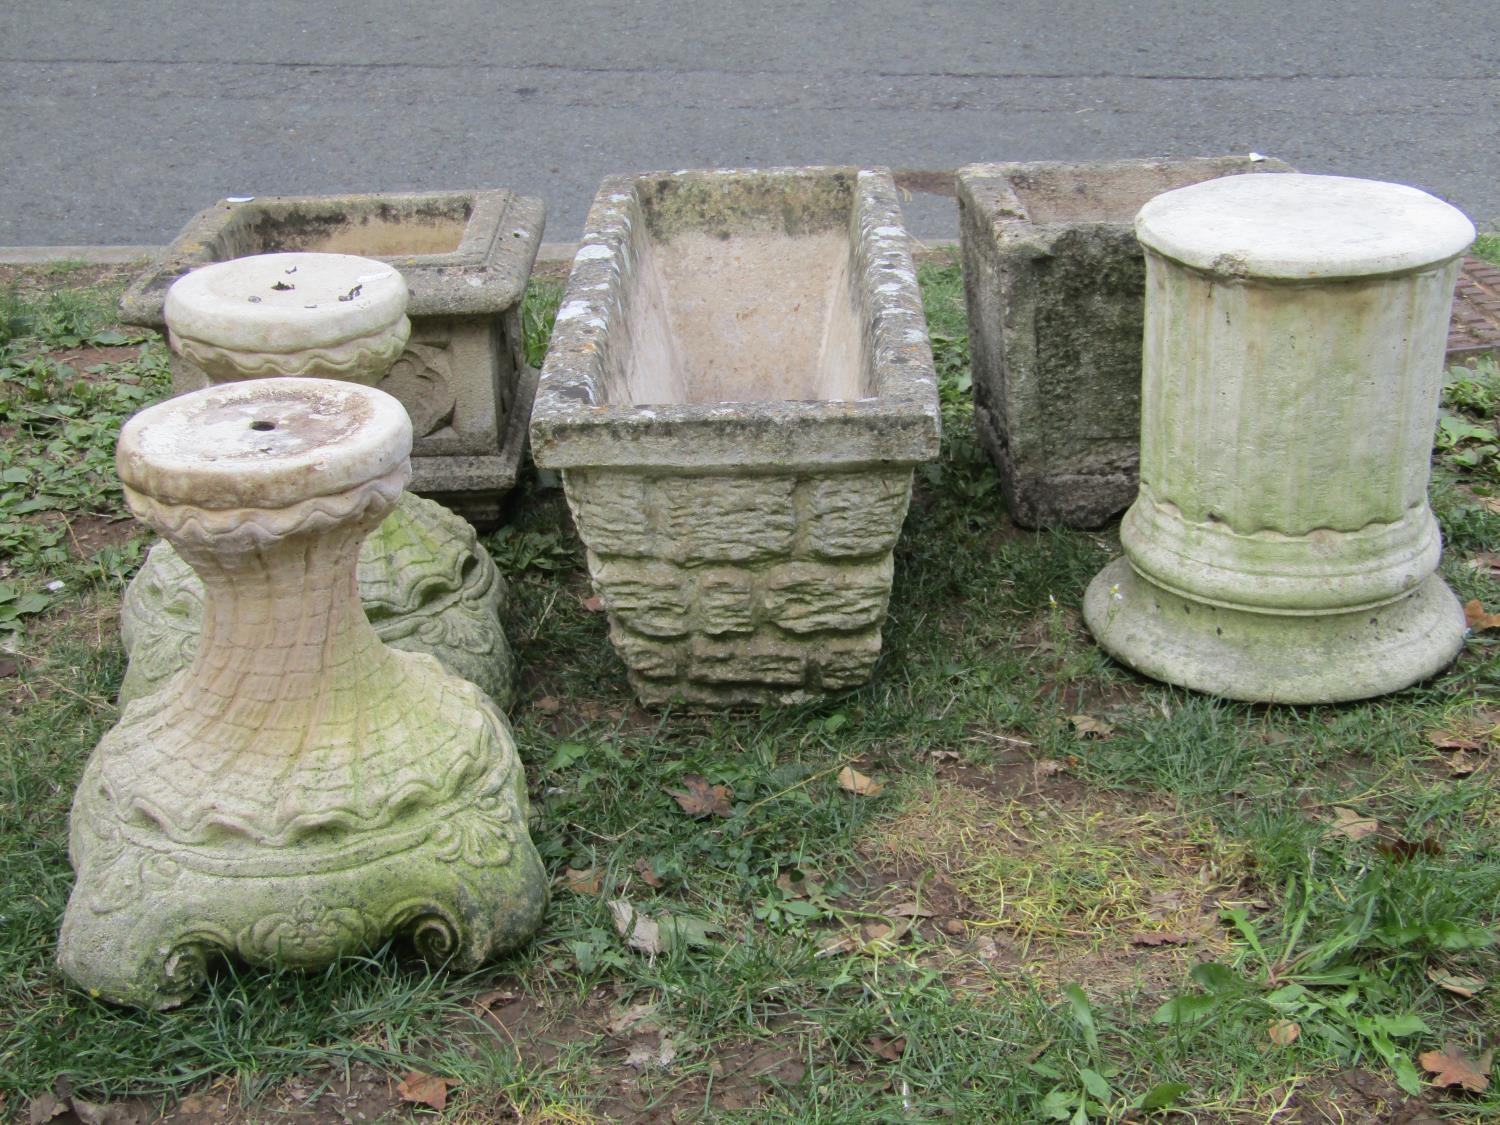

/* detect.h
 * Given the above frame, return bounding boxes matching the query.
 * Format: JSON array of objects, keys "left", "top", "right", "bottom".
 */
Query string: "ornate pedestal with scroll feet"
[
  {"left": 118, "top": 253, "right": 514, "bottom": 708},
  {"left": 58, "top": 378, "right": 545, "bottom": 1009}
]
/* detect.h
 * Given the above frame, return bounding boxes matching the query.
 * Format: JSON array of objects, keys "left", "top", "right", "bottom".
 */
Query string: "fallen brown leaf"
[
  {"left": 607, "top": 1001, "right": 660, "bottom": 1036},
  {"left": 868, "top": 1035, "right": 907, "bottom": 1061},
  {"left": 776, "top": 868, "right": 820, "bottom": 899},
  {"left": 634, "top": 856, "right": 665, "bottom": 887},
  {"left": 1130, "top": 932, "right": 1191, "bottom": 947},
  {"left": 532, "top": 695, "right": 561, "bottom": 714},
  {"left": 837, "top": 765, "right": 884, "bottom": 797},
  {"left": 1443, "top": 750, "right": 1485, "bottom": 778},
  {"left": 560, "top": 866, "right": 602, "bottom": 894},
  {"left": 888, "top": 901, "right": 935, "bottom": 918},
  {"left": 1464, "top": 599, "right": 1500, "bottom": 632},
  {"left": 1427, "top": 968, "right": 1488, "bottom": 998},
  {"left": 1419, "top": 1043, "right": 1492, "bottom": 1092},
  {"left": 396, "top": 1071, "right": 455, "bottom": 1112},
  {"left": 609, "top": 900, "right": 664, "bottom": 956},
  {"left": 69, "top": 1099, "right": 145, "bottom": 1125},
  {"left": 1427, "top": 728, "right": 1482, "bottom": 751},
  {"left": 1376, "top": 836, "right": 1442, "bottom": 861},
  {"left": 27, "top": 1094, "right": 67, "bottom": 1125},
  {"left": 1267, "top": 1020, "right": 1301, "bottom": 1047},
  {"left": 860, "top": 918, "right": 913, "bottom": 950},
  {"left": 1327, "top": 805, "right": 1379, "bottom": 841},
  {"left": 582, "top": 594, "right": 606, "bottom": 613},
  {"left": 1469, "top": 551, "right": 1500, "bottom": 582},
  {"left": 668, "top": 774, "right": 734, "bottom": 818},
  {"left": 1068, "top": 714, "right": 1115, "bottom": 739}
]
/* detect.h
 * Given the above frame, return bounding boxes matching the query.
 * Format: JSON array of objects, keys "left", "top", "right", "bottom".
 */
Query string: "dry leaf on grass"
[
  {"left": 610, "top": 900, "right": 664, "bottom": 955},
  {"left": 581, "top": 594, "right": 606, "bottom": 612},
  {"left": 532, "top": 695, "right": 561, "bottom": 714},
  {"left": 1472, "top": 548, "right": 1500, "bottom": 575},
  {"left": 1068, "top": 714, "right": 1115, "bottom": 739},
  {"left": 634, "top": 856, "right": 665, "bottom": 887},
  {"left": 1327, "top": 806, "right": 1379, "bottom": 841},
  {"left": 1419, "top": 1043, "right": 1492, "bottom": 1093},
  {"left": 606, "top": 1001, "right": 660, "bottom": 1036},
  {"left": 1267, "top": 1019, "right": 1301, "bottom": 1047},
  {"left": 868, "top": 1035, "right": 907, "bottom": 1061},
  {"left": 776, "top": 868, "right": 821, "bottom": 899},
  {"left": 609, "top": 900, "right": 720, "bottom": 956},
  {"left": 1427, "top": 968, "right": 1488, "bottom": 998},
  {"left": 668, "top": 774, "right": 734, "bottom": 818},
  {"left": 1463, "top": 599, "right": 1500, "bottom": 631},
  {"left": 396, "top": 1071, "right": 455, "bottom": 1112},
  {"left": 559, "top": 866, "right": 602, "bottom": 894},
  {"left": 625, "top": 1037, "right": 677, "bottom": 1071},
  {"left": 1130, "top": 932, "right": 1191, "bottom": 947},
  {"left": 1441, "top": 751, "right": 1485, "bottom": 778},
  {"left": 1428, "top": 727, "right": 1483, "bottom": 751},
  {"left": 837, "top": 765, "right": 884, "bottom": 796}
]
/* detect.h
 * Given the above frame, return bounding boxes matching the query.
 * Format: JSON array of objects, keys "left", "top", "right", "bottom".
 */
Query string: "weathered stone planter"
[
  {"left": 59, "top": 378, "right": 546, "bottom": 1009},
  {"left": 531, "top": 167, "right": 940, "bottom": 705},
  {"left": 956, "top": 156, "right": 1292, "bottom": 528},
  {"left": 119, "top": 253, "right": 515, "bottom": 708},
  {"left": 1083, "top": 173, "right": 1475, "bottom": 703},
  {"left": 119, "top": 190, "right": 545, "bottom": 528}
]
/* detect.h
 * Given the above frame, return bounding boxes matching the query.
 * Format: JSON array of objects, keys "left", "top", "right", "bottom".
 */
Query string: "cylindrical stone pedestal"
[
  {"left": 1083, "top": 174, "right": 1475, "bottom": 703},
  {"left": 119, "top": 252, "right": 515, "bottom": 708},
  {"left": 59, "top": 378, "right": 546, "bottom": 1009}
]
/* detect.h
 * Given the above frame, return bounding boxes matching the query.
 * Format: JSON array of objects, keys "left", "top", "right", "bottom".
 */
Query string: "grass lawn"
[{"left": 0, "top": 257, "right": 1498, "bottom": 1123}]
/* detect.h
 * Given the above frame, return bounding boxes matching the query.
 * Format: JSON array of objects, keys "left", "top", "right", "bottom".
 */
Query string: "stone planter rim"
[
  {"left": 163, "top": 252, "right": 409, "bottom": 355},
  {"left": 120, "top": 188, "right": 544, "bottom": 325},
  {"left": 117, "top": 378, "right": 413, "bottom": 509},
  {"left": 529, "top": 165, "right": 941, "bottom": 471},
  {"left": 957, "top": 155, "right": 1294, "bottom": 231},
  {"left": 1136, "top": 172, "right": 1476, "bottom": 281}
]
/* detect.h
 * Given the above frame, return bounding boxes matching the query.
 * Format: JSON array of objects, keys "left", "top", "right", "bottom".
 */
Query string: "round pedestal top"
[
  {"left": 117, "top": 377, "right": 412, "bottom": 510},
  {"left": 1135, "top": 173, "right": 1475, "bottom": 280},
  {"left": 164, "top": 252, "right": 409, "bottom": 355}
]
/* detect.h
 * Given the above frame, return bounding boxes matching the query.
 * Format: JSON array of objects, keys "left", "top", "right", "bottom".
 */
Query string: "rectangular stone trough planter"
[
  {"left": 956, "top": 155, "right": 1292, "bottom": 529},
  {"left": 118, "top": 189, "right": 545, "bottom": 528},
  {"left": 531, "top": 167, "right": 940, "bottom": 706}
]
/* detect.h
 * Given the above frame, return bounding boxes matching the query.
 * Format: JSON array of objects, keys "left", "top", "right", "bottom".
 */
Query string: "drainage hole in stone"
[{"left": 250, "top": 420, "right": 276, "bottom": 432}]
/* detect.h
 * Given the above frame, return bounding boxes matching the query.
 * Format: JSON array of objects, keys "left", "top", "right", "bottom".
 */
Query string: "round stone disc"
[
  {"left": 117, "top": 377, "right": 412, "bottom": 509},
  {"left": 1136, "top": 173, "right": 1475, "bottom": 280},
  {"left": 164, "top": 252, "right": 409, "bottom": 355}
]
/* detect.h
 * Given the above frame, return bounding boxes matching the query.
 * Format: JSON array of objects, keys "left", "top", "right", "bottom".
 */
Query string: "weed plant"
[{"left": 0, "top": 266, "right": 1497, "bottom": 1122}]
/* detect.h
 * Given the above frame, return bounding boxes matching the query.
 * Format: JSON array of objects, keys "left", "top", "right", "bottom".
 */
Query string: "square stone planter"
[
  {"left": 531, "top": 167, "right": 940, "bottom": 706},
  {"left": 957, "top": 156, "right": 1292, "bottom": 528},
  {"left": 118, "top": 189, "right": 545, "bottom": 528}
]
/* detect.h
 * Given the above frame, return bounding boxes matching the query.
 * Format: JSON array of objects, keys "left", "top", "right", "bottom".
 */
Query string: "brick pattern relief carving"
[{"left": 567, "top": 468, "right": 913, "bottom": 704}]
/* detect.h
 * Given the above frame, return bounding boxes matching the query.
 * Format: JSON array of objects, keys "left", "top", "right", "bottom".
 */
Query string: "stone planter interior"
[
  {"left": 118, "top": 190, "right": 546, "bottom": 528},
  {"left": 531, "top": 167, "right": 940, "bottom": 706},
  {"left": 957, "top": 155, "right": 1292, "bottom": 529}
]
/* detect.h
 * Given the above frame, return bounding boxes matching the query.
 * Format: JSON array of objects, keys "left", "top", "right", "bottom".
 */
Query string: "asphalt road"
[{"left": 2, "top": 1, "right": 1497, "bottom": 247}]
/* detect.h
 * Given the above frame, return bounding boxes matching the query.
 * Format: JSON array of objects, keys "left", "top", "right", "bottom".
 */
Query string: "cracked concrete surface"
[{"left": 1, "top": 0, "right": 1496, "bottom": 246}]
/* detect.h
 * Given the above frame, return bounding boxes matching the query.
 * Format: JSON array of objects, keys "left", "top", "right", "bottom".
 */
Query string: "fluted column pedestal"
[{"left": 1084, "top": 174, "right": 1475, "bottom": 703}]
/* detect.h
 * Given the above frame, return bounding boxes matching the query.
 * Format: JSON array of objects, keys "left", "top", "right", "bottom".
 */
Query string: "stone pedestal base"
[{"left": 1084, "top": 558, "right": 1465, "bottom": 704}]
